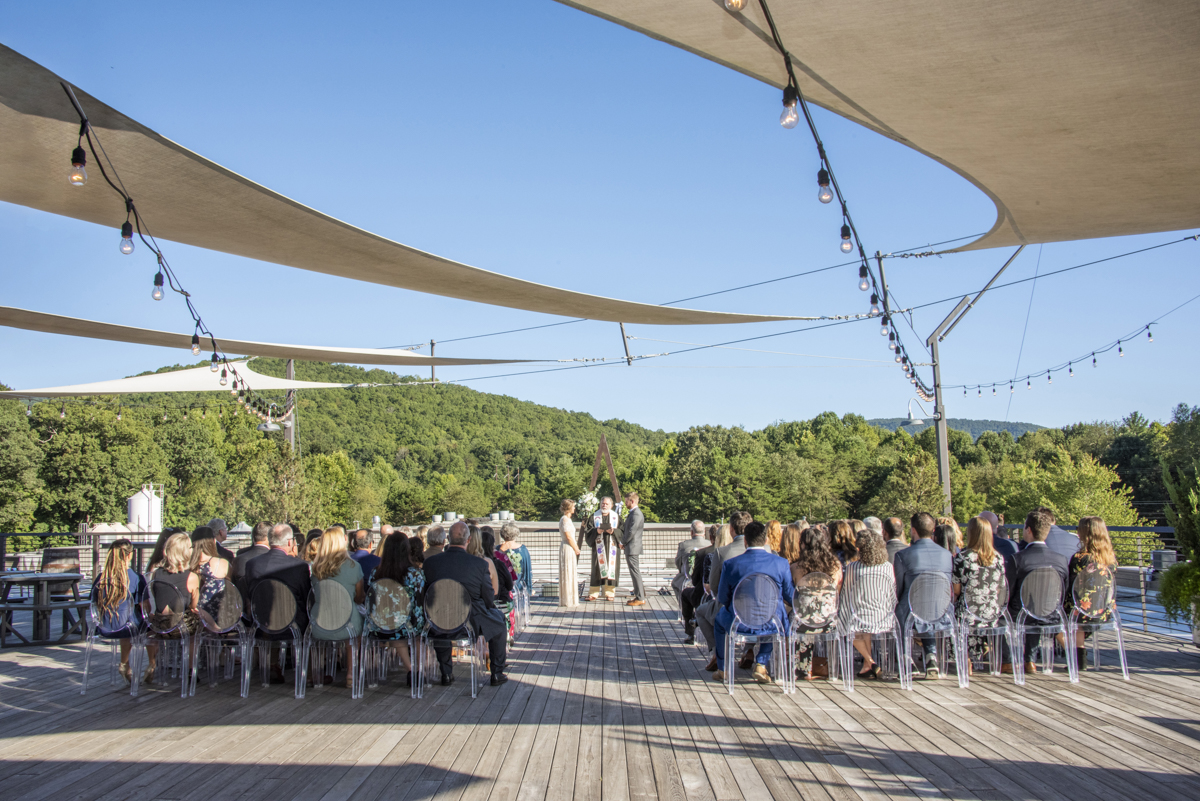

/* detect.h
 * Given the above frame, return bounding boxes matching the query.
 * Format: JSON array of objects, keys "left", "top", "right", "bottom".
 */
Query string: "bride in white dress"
[{"left": 558, "top": 499, "right": 581, "bottom": 607}]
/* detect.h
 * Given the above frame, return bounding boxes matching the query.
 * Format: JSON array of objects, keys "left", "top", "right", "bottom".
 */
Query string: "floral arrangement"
[{"left": 576, "top": 491, "right": 600, "bottom": 517}]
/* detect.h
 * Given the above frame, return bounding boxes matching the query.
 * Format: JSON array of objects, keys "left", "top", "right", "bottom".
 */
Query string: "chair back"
[
  {"left": 731, "top": 573, "right": 781, "bottom": 630},
  {"left": 89, "top": 585, "right": 140, "bottom": 638},
  {"left": 1020, "top": 566, "right": 1064, "bottom": 621},
  {"left": 249, "top": 579, "right": 299, "bottom": 634},
  {"left": 368, "top": 578, "right": 412, "bottom": 634},
  {"left": 792, "top": 572, "right": 837, "bottom": 628},
  {"left": 197, "top": 582, "right": 244, "bottom": 633},
  {"left": 844, "top": 563, "right": 897, "bottom": 633},
  {"left": 144, "top": 578, "right": 189, "bottom": 636},
  {"left": 41, "top": 547, "right": 80, "bottom": 595},
  {"left": 962, "top": 568, "right": 1008, "bottom": 626},
  {"left": 909, "top": 572, "right": 953, "bottom": 625},
  {"left": 310, "top": 579, "right": 355, "bottom": 634},
  {"left": 424, "top": 579, "right": 471, "bottom": 634},
  {"left": 1071, "top": 562, "right": 1116, "bottom": 620}
]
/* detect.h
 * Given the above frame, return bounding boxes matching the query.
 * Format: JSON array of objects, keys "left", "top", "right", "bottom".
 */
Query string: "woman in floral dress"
[
  {"left": 785, "top": 524, "right": 842, "bottom": 680},
  {"left": 370, "top": 534, "right": 425, "bottom": 685},
  {"left": 1065, "top": 516, "right": 1117, "bottom": 670},
  {"left": 952, "top": 516, "right": 1006, "bottom": 669}
]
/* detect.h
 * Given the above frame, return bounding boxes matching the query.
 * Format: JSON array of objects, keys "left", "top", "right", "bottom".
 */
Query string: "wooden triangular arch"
[{"left": 588, "top": 435, "right": 622, "bottom": 500}]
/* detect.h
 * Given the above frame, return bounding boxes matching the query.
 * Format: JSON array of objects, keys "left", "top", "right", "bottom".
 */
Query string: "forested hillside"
[
  {"left": 868, "top": 418, "right": 1043, "bottom": 440},
  {"left": 2, "top": 359, "right": 1197, "bottom": 539}
]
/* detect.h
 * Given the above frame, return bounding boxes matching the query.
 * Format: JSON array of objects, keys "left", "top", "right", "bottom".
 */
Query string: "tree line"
[{"left": 2, "top": 359, "right": 1197, "bottom": 549}]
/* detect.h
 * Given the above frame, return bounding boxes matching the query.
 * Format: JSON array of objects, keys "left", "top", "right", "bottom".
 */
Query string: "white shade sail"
[
  {"left": 558, "top": 0, "right": 1200, "bottom": 250},
  {"left": 0, "top": 44, "right": 808, "bottom": 326},
  {"left": 0, "top": 306, "right": 532, "bottom": 367}
]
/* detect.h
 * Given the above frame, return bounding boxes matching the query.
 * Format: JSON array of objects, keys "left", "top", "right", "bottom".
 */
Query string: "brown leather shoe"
[
  {"left": 712, "top": 670, "right": 725, "bottom": 682},
  {"left": 1000, "top": 663, "right": 1014, "bottom": 674},
  {"left": 704, "top": 655, "right": 718, "bottom": 672},
  {"left": 1024, "top": 661, "right": 1039, "bottom": 675},
  {"left": 626, "top": 599, "right": 646, "bottom": 607}
]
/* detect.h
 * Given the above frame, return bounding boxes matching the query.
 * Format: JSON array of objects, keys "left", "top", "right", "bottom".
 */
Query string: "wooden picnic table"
[{"left": 0, "top": 571, "right": 87, "bottom": 646}]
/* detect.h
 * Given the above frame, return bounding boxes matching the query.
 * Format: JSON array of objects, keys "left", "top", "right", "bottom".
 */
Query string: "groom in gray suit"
[{"left": 621, "top": 492, "right": 646, "bottom": 606}]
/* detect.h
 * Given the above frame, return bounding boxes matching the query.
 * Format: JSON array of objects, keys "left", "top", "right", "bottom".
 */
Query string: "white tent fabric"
[
  {"left": 0, "top": 306, "right": 531, "bottom": 367},
  {"left": 557, "top": 1, "right": 1200, "bottom": 250},
  {"left": 0, "top": 360, "right": 398, "bottom": 400},
  {"left": 0, "top": 44, "right": 806, "bottom": 326}
]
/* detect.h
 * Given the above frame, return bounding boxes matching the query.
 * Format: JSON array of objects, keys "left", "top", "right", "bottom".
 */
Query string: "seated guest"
[
  {"left": 979, "top": 510, "right": 1017, "bottom": 560},
  {"left": 302, "top": 528, "right": 323, "bottom": 563},
  {"left": 791, "top": 525, "right": 843, "bottom": 680},
  {"left": 893, "top": 511, "right": 953, "bottom": 679},
  {"left": 233, "top": 522, "right": 272, "bottom": 597},
  {"left": 497, "top": 522, "right": 533, "bottom": 597},
  {"left": 189, "top": 527, "right": 231, "bottom": 622},
  {"left": 91, "top": 538, "right": 148, "bottom": 684},
  {"left": 883, "top": 517, "right": 907, "bottom": 564},
  {"left": 1065, "top": 516, "right": 1117, "bottom": 670},
  {"left": 829, "top": 520, "right": 858, "bottom": 566},
  {"left": 952, "top": 516, "right": 1005, "bottom": 673},
  {"left": 244, "top": 524, "right": 312, "bottom": 684},
  {"left": 424, "top": 525, "right": 446, "bottom": 560},
  {"left": 936, "top": 517, "right": 964, "bottom": 551},
  {"left": 1002, "top": 508, "right": 1069, "bottom": 674},
  {"left": 145, "top": 528, "right": 183, "bottom": 573},
  {"left": 310, "top": 526, "right": 365, "bottom": 688},
  {"left": 145, "top": 533, "right": 198, "bottom": 680},
  {"left": 482, "top": 528, "right": 516, "bottom": 604},
  {"left": 672, "top": 520, "right": 710, "bottom": 613},
  {"left": 369, "top": 533, "right": 426, "bottom": 684},
  {"left": 350, "top": 529, "right": 382, "bottom": 585},
  {"left": 1041, "top": 507, "right": 1082, "bottom": 560},
  {"left": 932, "top": 524, "right": 959, "bottom": 556},
  {"left": 207, "top": 518, "right": 236, "bottom": 563},
  {"left": 698, "top": 514, "right": 750, "bottom": 671},
  {"left": 407, "top": 536, "right": 425, "bottom": 569},
  {"left": 681, "top": 525, "right": 718, "bottom": 646},
  {"left": 838, "top": 530, "right": 895, "bottom": 679},
  {"left": 423, "top": 521, "right": 509, "bottom": 686},
  {"left": 712, "top": 522, "right": 794, "bottom": 684},
  {"left": 764, "top": 520, "right": 783, "bottom": 553}
]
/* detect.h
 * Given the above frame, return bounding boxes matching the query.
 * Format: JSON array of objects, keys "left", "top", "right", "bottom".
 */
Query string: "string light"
[
  {"left": 1118, "top": 344, "right": 1124, "bottom": 357},
  {"left": 119, "top": 221, "right": 134, "bottom": 255},
  {"left": 842, "top": 224, "right": 854, "bottom": 254},
  {"left": 190, "top": 332, "right": 201, "bottom": 356},
  {"left": 978, "top": 388, "right": 982, "bottom": 397},
  {"left": 1047, "top": 372, "right": 1052, "bottom": 384},
  {"left": 1026, "top": 379, "right": 1031, "bottom": 390},
  {"left": 152, "top": 271, "right": 165, "bottom": 301},
  {"left": 1010, "top": 382, "right": 1014, "bottom": 394},
  {"left": 870, "top": 293, "right": 881, "bottom": 316},
  {"left": 724, "top": 0, "right": 747, "bottom": 10},
  {"left": 1147, "top": 326, "right": 1154, "bottom": 342},
  {"left": 1093, "top": 353, "right": 1097, "bottom": 367},
  {"left": 117, "top": 405, "right": 122, "bottom": 421},
  {"left": 880, "top": 316, "right": 890, "bottom": 336},
  {"left": 26, "top": 403, "right": 32, "bottom": 417},
  {"left": 992, "top": 386, "right": 996, "bottom": 396},
  {"left": 69, "top": 146, "right": 87, "bottom": 186},
  {"left": 817, "top": 169, "right": 833, "bottom": 204},
  {"left": 220, "top": 368, "right": 228, "bottom": 386},
  {"left": 1069, "top": 363, "right": 1073, "bottom": 377},
  {"left": 888, "top": 331, "right": 896, "bottom": 350},
  {"left": 857, "top": 264, "right": 869, "bottom": 290},
  {"left": 210, "top": 353, "right": 220, "bottom": 373},
  {"left": 780, "top": 85, "right": 799, "bottom": 129},
  {"left": 162, "top": 408, "right": 167, "bottom": 421},
  {"left": 60, "top": 404, "right": 65, "bottom": 420}
]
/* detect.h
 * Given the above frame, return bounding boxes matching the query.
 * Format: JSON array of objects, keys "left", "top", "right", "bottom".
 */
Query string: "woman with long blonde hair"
[
  {"left": 765, "top": 520, "right": 783, "bottom": 554},
  {"left": 90, "top": 539, "right": 146, "bottom": 685},
  {"left": 309, "top": 527, "right": 365, "bottom": 689},
  {"left": 145, "top": 533, "right": 198, "bottom": 682},
  {"left": 951, "top": 517, "right": 1004, "bottom": 673},
  {"left": 1067, "top": 517, "right": 1118, "bottom": 669},
  {"left": 937, "top": 516, "right": 965, "bottom": 549}
]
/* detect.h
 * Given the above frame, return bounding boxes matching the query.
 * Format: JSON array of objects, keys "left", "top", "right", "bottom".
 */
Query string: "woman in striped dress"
[{"left": 837, "top": 530, "right": 896, "bottom": 680}]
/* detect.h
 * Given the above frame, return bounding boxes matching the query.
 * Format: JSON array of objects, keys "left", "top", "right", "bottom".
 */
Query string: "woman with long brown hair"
[
  {"left": 1067, "top": 516, "right": 1118, "bottom": 669},
  {"left": 188, "top": 527, "right": 230, "bottom": 623},
  {"left": 89, "top": 538, "right": 147, "bottom": 685},
  {"left": 791, "top": 526, "right": 844, "bottom": 680},
  {"left": 765, "top": 520, "right": 783, "bottom": 554},
  {"left": 829, "top": 520, "right": 858, "bottom": 566},
  {"left": 370, "top": 532, "right": 425, "bottom": 685},
  {"left": 952, "top": 516, "right": 1005, "bottom": 673}
]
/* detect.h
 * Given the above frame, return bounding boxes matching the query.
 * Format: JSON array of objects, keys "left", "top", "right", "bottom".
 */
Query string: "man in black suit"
[
  {"left": 422, "top": 520, "right": 509, "bottom": 687},
  {"left": 244, "top": 524, "right": 312, "bottom": 682},
  {"left": 1003, "top": 508, "right": 1069, "bottom": 674},
  {"left": 232, "top": 521, "right": 272, "bottom": 598}
]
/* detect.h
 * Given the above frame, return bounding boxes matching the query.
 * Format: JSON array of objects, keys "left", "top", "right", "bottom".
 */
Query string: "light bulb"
[
  {"left": 1119, "top": 344, "right": 1124, "bottom": 357},
  {"left": 857, "top": 265, "right": 869, "bottom": 291},
  {"left": 880, "top": 317, "right": 890, "bottom": 336},
  {"left": 1069, "top": 363, "right": 1073, "bottom": 377},
  {"left": 992, "top": 387, "right": 996, "bottom": 396},
  {"left": 841, "top": 224, "right": 854, "bottom": 254},
  {"left": 978, "top": 388, "right": 982, "bottom": 397},
  {"left": 210, "top": 353, "right": 219, "bottom": 372},
  {"left": 60, "top": 405, "right": 66, "bottom": 420},
  {"left": 162, "top": 410, "right": 167, "bottom": 421},
  {"left": 1010, "top": 383, "right": 1014, "bottom": 394},
  {"left": 190, "top": 333, "right": 201, "bottom": 356},
  {"left": 817, "top": 168, "right": 832, "bottom": 204},
  {"left": 117, "top": 409, "right": 122, "bottom": 421},
  {"left": 26, "top": 405, "right": 32, "bottom": 417},
  {"left": 1093, "top": 354, "right": 1097, "bottom": 367},
  {"left": 780, "top": 85, "right": 799, "bottom": 129},
  {"left": 1027, "top": 379, "right": 1031, "bottom": 390},
  {"left": 1147, "top": 328, "right": 1154, "bottom": 342},
  {"left": 870, "top": 294, "right": 881, "bottom": 316},
  {"left": 1047, "top": 373, "right": 1052, "bottom": 384},
  {"left": 220, "top": 368, "right": 228, "bottom": 387},
  {"left": 894, "top": 353, "right": 902, "bottom": 363},
  {"left": 152, "top": 272, "right": 165, "bottom": 301},
  {"left": 724, "top": 0, "right": 746, "bottom": 10},
  {"left": 963, "top": 388, "right": 967, "bottom": 398},
  {"left": 120, "top": 221, "right": 134, "bottom": 254},
  {"left": 69, "top": 147, "right": 88, "bottom": 186}
]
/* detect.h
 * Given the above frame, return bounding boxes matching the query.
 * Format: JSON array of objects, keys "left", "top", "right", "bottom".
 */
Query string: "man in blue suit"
[
  {"left": 893, "top": 511, "right": 954, "bottom": 679},
  {"left": 713, "top": 521, "right": 794, "bottom": 685},
  {"left": 979, "top": 511, "right": 1017, "bottom": 560}
]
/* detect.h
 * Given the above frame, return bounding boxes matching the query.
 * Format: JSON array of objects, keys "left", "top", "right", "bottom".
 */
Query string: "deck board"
[{"left": 1, "top": 596, "right": 1198, "bottom": 800}]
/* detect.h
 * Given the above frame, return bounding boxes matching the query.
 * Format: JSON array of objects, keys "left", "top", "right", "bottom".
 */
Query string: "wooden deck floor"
[{"left": 1, "top": 596, "right": 1199, "bottom": 801}]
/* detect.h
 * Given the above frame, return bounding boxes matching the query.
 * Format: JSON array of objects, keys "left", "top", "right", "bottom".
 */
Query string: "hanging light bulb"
[
  {"left": 219, "top": 368, "right": 228, "bottom": 387},
  {"left": 117, "top": 406, "right": 122, "bottom": 421},
  {"left": 162, "top": 409, "right": 167, "bottom": 421},
  {"left": 1047, "top": 373, "right": 1052, "bottom": 384},
  {"left": 1069, "top": 362, "right": 1074, "bottom": 377},
  {"left": 817, "top": 168, "right": 833, "bottom": 204},
  {"left": 190, "top": 333, "right": 201, "bottom": 356},
  {"left": 26, "top": 404, "right": 32, "bottom": 417},
  {"left": 210, "top": 353, "right": 219, "bottom": 372},
  {"left": 1010, "top": 383, "right": 1014, "bottom": 394},
  {"left": 119, "top": 221, "right": 135, "bottom": 255},
  {"left": 870, "top": 293, "right": 881, "bottom": 316},
  {"left": 992, "top": 386, "right": 996, "bottom": 396},
  {"left": 724, "top": 0, "right": 747, "bottom": 11},
  {"left": 1027, "top": 379, "right": 1031, "bottom": 390},
  {"left": 183, "top": 410, "right": 188, "bottom": 421},
  {"left": 978, "top": 388, "right": 982, "bottom": 397},
  {"left": 880, "top": 316, "right": 890, "bottom": 336},
  {"left": 780, "top": 85, "right": 799, "bottom": 129},
  {"left": 857, "top": 264, "right": 869, "bottom": 291},
  {"left": 69, "top": 146, "right": 88, "bottom": 186},
  {"left": 202, "top": 408, "right": 206, "bottom": 420},
  {"left": 1119, "top": 344, "right": 1124, "bottom": 357},
  {"left": 1092, "top": 353, "right": 1097, "bottom": 367},
  {"left": 894, "top": 351, "right": 902, "bottom": 363},
  {"left": 963, "top": 388, "right": 967, "bottom": 398},
  {"left": 60, "top": 404, "right": 66, "bottom": 420},
  {"left": 888, "top": 332, "right": 896, "bottom": 350},
  {"left": 1147, "top": 327, "right": 1154, "bottom": 343},
  {"left": 152, "top": 272, "right": 165, "bottom": 301},
  {"left": 841, "top": 224, "right": 854, "bottom": 254}
]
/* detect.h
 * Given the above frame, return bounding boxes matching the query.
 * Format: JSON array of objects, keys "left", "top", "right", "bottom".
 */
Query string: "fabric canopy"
[
  {"left": 557, "top": 0, "right": 1200, "bottom": 250},
  {"left": 0, "top": 306, "right": 531, "bottom": 367},
  {"left": 0, "top": 360, "right": 394, "bottom": 399},
  {"left": 0, "top": 44, "right": 806, "bottom": 326}
]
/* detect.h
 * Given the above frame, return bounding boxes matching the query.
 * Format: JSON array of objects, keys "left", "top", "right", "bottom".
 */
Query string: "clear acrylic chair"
[
  {"left": 955, "top": 567, "right": 1014, "bottom": 686},
  {"left": 1012, "top": 566, "right": 1067, "bottom": 686},
  {"left": 364, "top": 578, "right": 419, "bottom": 697},
  {"left": 1065, "top": 563, "right": 1130, "bottom": 682},
  {"left": 902, "top": 572, "right": 963, "bottom": 690},
  {"left": 837, "top": 568, "right": 902, "bottom": 693},
  {"left": 246, "top": 578, "right": 307, "bottom": 698},
  {"left": 143, "top": 579, "right": 194, "bottom": 698},
  {"left": 725, "top": 573, "right": 788, "bottom": 695},
  {"left": 787, "top": 571, "right": 841, "bottom": 694},
  {"left": 420, "top": 579, "right": 485, "bottom": 699},
  {"left": 81, "top": 595, "right": 147, "bottom": 698},
  {"left": 304, "top": 578, "right": 366, "bottom": 699},
  {"left": 191, "top": 583, "right": 250, "bottom": 697}
]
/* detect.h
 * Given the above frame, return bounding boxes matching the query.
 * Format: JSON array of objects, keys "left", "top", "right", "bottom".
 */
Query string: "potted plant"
[
  {"left": 1159, "top": 561, "right": 1200, "bottom": 646},
  {"left": 1162, "top": 460, "right": 1200, "bottom": 646}
]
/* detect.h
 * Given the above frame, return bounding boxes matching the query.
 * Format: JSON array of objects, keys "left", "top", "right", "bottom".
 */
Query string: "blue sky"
[{"left": 2, "top": 1, "right": 1197, "bottom": 434}]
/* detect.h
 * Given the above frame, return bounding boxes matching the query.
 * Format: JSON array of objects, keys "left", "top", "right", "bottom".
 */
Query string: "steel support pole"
[
  {"left": 927, "top": 338, "right": 952, "bottom": 515},
  {"left": 284, "top": 358, "right": 296, "bottom": 452}
]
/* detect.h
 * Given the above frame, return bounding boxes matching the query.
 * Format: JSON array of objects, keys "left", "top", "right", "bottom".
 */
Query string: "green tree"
[
  {"left": 304, "top": 450, "right": 358, "bottom": 525},
  {"left": 866, "top": 451, "right": 945, "bottom": 520},
  {"left": 987, "top": 450, "right": 1141, "bottom": 527},
  {"left": 0, "top": 398, "right": 44, "bottom": 532}
]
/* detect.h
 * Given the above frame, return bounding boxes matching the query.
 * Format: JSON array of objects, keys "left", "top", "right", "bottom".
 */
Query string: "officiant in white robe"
[{"left": 584, "top": 496, "right": 622, "bottom": 601}]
